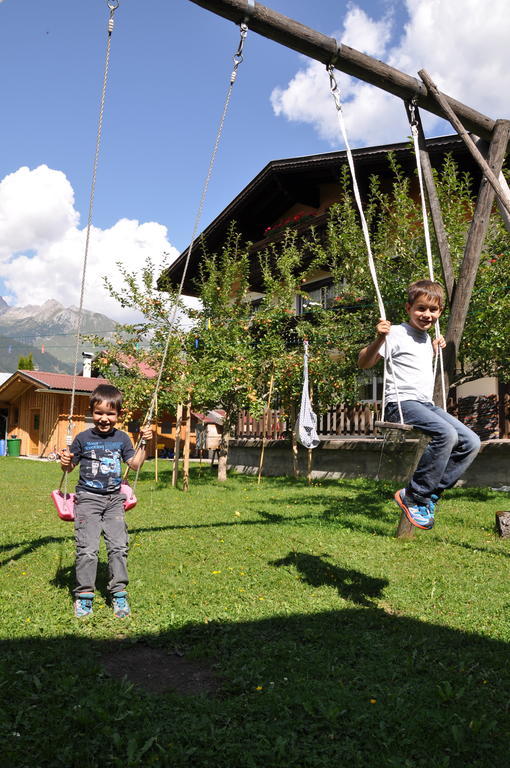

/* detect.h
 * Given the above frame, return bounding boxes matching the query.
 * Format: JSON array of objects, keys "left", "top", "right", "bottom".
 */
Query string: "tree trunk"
[
  {"left": 172, "top": 402, "right": 183, "bottom": 488},
  {"left": 183, "top": 398, "right": 192, "bottom": 492},
  {"left": 290, "top": 403, "right": 300, "bottom": 479},
  {"left": 217, "top": 417, "right": 230, "bottom": 482}
]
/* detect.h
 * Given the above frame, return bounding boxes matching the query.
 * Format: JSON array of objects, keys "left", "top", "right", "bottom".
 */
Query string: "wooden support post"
[
  {"left": 435, "top": 119, "right": 510, "bottom": 399},
  {"left": 172, "top": 402, "right": 183, "bottom": 488},
  {"left": 473, "top": 136, "right": 510, "bottom": 235},
  {"left": 154, "top": 394, "right": 159, "bottom": 483},
  {"left": 257, "top": 374, "right": 274, "bottom": 484},
  {"left": 307, "top": 447, "right": 313, "bottom": 485},
  {"left": 495, "top": 511, "right": 510, "bottom": 538},
  {"left": 183, "top": 398, "right": 192, "bottom": 492},
  {"left": 187, "top": 0, "right": 496, "bottom": 141},
  {"left": 404, "top": 100, "right": 455, "bottom": 303},
  {"left": 418, "top": 70, "right": 510, "bottom": 217},
  {"left": 395, "top": 432, "right": 431, "bottom": 539}
]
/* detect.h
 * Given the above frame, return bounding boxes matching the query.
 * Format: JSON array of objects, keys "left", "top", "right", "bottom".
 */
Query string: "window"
[
  {"left": 359, "top": 375, "right": 383, "bottom": 403},
  {"left": 297, "top": 278, "right": 345, "bottom": 314},
  {"left": 33, "top": 414, "right": 40, "bottom": 430}
]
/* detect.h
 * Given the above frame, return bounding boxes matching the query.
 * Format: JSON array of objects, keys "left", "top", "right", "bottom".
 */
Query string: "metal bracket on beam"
[{"left": 243, "top": 0, "right": 255, "bottom": 23}]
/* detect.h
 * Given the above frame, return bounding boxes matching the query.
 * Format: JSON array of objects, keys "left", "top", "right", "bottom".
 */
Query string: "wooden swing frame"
[{"left": 186, "top": 0, "right": 510, "bottom": 535}]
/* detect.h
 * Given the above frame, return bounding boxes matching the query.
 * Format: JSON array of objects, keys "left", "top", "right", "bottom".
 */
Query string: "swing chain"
[{"left": 231, "top": 23, "right": 248, "bottom": 83}]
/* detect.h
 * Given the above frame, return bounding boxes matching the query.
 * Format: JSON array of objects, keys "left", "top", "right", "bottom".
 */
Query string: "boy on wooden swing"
[
  {"left": 60, "top": 384, "right": 153, "bottom": 618},
  {"left": 358, "top": 279, "right": 480, "bottom": 530}
]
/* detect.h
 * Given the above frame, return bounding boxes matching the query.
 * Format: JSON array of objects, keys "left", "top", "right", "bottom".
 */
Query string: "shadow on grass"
[
  {"left": 1, "top": 604, "right": 509, "bottom": 767},
  {"left": 270, "top": 551, "right": 388, "bottom": 606},
  {"left": 52, "top": 560, "right": 112, "bottom": 600},
  {"left": 0, "top": 535, "right": 70, "bottom": 568}
]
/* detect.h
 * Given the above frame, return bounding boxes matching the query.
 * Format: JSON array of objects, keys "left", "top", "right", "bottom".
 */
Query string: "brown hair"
[
  {"left": 407, "top": 279, "right": 445, "bottom": 309},
  {"left": 89, "top": 384, "right": 123, "bottom": 414}
]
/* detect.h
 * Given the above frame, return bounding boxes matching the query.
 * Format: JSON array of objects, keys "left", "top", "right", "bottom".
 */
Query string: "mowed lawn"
[{"left": 1, "top": 456, "right": 509, "bottom": 768}]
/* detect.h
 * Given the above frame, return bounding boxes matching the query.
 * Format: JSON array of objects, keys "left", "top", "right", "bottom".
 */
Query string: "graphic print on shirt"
[
  {"left": 71, "top": 428, "right": 135, "bottom": 495},
  {"left": 82, "top": 440, "right": 124, "bottom": 491}
]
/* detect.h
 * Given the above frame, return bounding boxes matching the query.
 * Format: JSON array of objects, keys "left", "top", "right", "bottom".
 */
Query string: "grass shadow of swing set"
[{"left": 2, "top": 565, "right": 509, "bottom": 767}]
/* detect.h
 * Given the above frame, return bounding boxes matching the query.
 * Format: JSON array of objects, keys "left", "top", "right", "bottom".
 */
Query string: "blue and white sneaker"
[
  {"left": 426, "top": 493, "right": 440, "bottom": 522},
  {"left": 394, "top": 489, "right": 434, "bottom": 530},
  {"left": 112, "top": 591, "right": 131, "bottom": 619},
  {"left": 74, "top": 592, "right": 94, "bottom": 618}
]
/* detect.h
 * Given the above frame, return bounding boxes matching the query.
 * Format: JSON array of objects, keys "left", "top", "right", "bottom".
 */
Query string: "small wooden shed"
[{"left": 0, "top": 370, "right": 110, "bottom": 457}]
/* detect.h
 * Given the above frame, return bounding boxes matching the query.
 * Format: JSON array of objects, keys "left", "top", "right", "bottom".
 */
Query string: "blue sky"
[{"left": 0, "top": 0, "right": 508, "bottom": 321}]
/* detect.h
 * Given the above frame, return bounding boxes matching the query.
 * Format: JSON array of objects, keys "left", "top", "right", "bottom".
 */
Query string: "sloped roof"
[
  {"left": 161, "top": 134, "right": 478, "bottom": 296},
  {"left": 115, "top": 354, "right": 157, "bottom": 379},
  {"left": 18, "top": 371, "right": 110, "bottom": 392},
  {"left": 0, "top": 370, "right": 110, "bottom": 401}
]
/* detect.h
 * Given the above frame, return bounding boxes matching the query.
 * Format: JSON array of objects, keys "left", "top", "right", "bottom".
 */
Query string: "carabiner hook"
[
  {"left": 106, "top": 0, "right": 120, "bottom": 10},
  {"left": 408, "top": 97, "right": 418, "bottom": 127}
]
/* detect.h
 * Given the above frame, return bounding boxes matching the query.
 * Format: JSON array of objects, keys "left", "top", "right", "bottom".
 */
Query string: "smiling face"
[
  {"left": 405, "top": 293, "right": 442, "bottom": 332},
  {"left": 91, "top": 399, "right": 119, "bottom": 434}
]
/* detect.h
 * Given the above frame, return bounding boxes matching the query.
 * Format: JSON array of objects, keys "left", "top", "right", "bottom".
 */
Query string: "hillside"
[{"left": 0, "top": 299, "right": 116, "bottom": 371}]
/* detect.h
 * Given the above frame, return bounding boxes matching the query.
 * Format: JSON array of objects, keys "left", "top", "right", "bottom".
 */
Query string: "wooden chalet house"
[
  {"left": 161, "top": 134, "right": 509, "bottom": 440},
  {"left": 0, "top": 370, "right": 110, "bottom": 458},
  {"left": 0, "top": 363, "right": 204, "bottom": 459}
]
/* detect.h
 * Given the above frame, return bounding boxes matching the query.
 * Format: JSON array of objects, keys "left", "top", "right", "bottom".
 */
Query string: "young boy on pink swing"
[
  {"left": 60, "top": 384, "right": 152, "bottom": 618},
  {"left": 358, "top": 279, "right": 480, "bottom": 529}
]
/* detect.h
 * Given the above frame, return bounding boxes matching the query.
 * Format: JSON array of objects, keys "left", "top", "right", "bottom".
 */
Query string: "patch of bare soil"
[{"left": 100, "top": 644, "right": 221, "bottom": 696}]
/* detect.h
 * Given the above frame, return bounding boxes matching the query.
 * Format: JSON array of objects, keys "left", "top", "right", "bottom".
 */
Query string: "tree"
[
  {"left": 18, "top": 353, "right": 34, "bottom": 370},
  {"left": 185, "top": 226, "right": 264, "bottom": 481},
  {"left": 87, "top": 255, "right": 189, "bottom": 423}
]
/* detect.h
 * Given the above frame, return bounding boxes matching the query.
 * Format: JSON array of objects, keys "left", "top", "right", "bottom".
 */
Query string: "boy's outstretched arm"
[
  {"left": 358, "top": 319, "right": 391, "bottom": 369},
  {"left": 127, "top": 424, "right": 153, "bottom": 471}
]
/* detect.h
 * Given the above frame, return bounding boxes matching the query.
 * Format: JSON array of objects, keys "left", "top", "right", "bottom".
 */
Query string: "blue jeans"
[{"left": 385, "top": 401, "right": 481, "bottom": 504}]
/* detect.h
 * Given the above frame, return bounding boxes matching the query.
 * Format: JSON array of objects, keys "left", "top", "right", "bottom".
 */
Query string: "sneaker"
[
  {"left": 394, "top": 489, "right": 434, "bottom": 530},
  {"left": 74, "top": 592, "right": 94, "bottom": 618},
  {"left": 427, "top": 494, "right": 440, "bottom": 519},
  {"left": 112, "top": 591, "right": 131, "bottom": 619}
]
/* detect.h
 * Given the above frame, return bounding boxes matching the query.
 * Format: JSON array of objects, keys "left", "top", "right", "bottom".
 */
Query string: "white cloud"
[
  {"left": 0, "top": 165, "right": 179, "bottom": 323},
  {"left": 271, "top": 0, "right": 510, "bottom": 147}
]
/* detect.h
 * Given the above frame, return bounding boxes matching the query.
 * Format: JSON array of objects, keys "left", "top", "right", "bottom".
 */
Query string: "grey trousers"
[{"left": 73, "top": 490, "right": 129, "bottom": 597}]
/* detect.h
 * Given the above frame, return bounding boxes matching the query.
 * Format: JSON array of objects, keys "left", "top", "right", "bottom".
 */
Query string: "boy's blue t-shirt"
[{"left": 70, "top": 427, "right": 135, "bottom": 494}]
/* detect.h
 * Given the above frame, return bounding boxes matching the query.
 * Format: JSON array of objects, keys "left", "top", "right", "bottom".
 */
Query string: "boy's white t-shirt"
[{"left": 378, "top": 322, "right": 434, "bottom": 404}]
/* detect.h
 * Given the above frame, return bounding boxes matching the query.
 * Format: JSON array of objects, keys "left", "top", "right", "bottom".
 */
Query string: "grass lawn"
[{"left": 1, "top": 456, "right": 509, "bottom": 767}]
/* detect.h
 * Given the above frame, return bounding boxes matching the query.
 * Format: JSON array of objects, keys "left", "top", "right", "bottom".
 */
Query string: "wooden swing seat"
[{"left": 374, "top": 420, "right": 414, "bottom": 432}]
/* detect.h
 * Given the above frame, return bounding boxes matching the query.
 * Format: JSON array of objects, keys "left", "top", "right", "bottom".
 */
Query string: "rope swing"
[{"left": 52, "top": 0, "right": 121, "bottom": 520}]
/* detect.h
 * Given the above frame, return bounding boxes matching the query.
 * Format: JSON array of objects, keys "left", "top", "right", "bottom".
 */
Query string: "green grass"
[{"left": 1, "top": 456, "right": 510, "bottom": 767}]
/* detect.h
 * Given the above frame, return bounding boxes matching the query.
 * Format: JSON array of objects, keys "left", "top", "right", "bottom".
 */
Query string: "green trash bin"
[{"left": 6, "top": 438, "right": 21, "bottom": 457}]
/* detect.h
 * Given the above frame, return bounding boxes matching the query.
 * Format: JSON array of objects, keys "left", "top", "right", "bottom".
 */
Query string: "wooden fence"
[
  {"left": 236, "top": 402, "right": 383, "bottom": 440},
  {"left": 236, "top": 394, "right": 510, "bottom": 440}
]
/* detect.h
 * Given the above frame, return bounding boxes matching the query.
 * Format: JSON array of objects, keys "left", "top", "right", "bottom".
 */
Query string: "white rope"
[
  {"left": 327, "top": 66, "right": 404, "bottom": 425},
  {"left": 62, "top": 1, "right": 118, "bottom": 505},
  {"left": 410, "top": 116, "right": 447, "bottom": 409}
]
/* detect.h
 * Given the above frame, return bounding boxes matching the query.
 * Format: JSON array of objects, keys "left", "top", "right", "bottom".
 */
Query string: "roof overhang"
[{"left": 159, "top": 134, "right": 475, "bottom": 296}]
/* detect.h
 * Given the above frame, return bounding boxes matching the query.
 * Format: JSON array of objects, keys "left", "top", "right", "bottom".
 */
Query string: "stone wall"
[{"left": 228, "top": 437, "right": 510, "bottom": 489}]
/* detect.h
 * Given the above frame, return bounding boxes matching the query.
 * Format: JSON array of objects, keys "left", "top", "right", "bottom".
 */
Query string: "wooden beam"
[
  {"left": 187, "top": 0, "right": 497, "bottom": 142},
  {"left": 404, "top": 101, "right": 455, "bottom": 303},
  {"left": 438, "top": 119, "right": 510, "bottom": 398},
  {"left": 474, "top": 137, "right": 510, "bottom": 235},
  {"left": 418, "top": 70, "right": 510, "bottom": 216}
]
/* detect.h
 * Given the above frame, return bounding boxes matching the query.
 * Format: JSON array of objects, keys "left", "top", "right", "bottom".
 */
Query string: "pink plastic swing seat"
[{"left": 51, "top": 483, "right": 137, "bottom": 521}]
